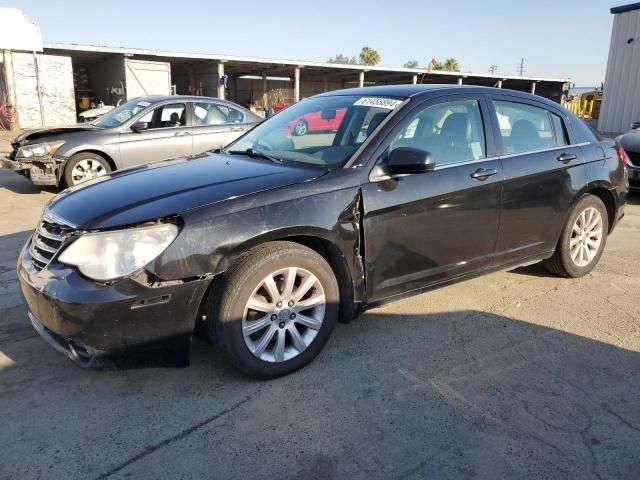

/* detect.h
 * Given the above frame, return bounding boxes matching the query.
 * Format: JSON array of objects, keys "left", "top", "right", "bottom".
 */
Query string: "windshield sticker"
[
  {"left": 353, "top": 97, "right": 403, "bottom": 109},
  {"left": 137, "top": 101, "right": 151, "bottom": 107}
]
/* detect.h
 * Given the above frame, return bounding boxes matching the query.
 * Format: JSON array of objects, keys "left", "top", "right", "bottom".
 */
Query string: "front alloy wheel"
[
  {"left": 242, "top": 267, "right": 325, "bottom": 363},
  {"left": 210, "top": 241, "right": 339, "bottom": 378}
]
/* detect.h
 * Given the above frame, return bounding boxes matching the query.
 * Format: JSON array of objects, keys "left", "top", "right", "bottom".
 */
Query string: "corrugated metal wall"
[{"left": 598, "top": 8, "right": 640, "bottom": 134}]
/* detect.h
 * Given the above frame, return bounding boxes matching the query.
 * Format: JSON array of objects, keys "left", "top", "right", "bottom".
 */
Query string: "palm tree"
[
  {"left": 434, "top": 58, "right": 461, "bottom": 72},
  {"left": 359, "top": 47, "right": 381, "bottom": 66}
]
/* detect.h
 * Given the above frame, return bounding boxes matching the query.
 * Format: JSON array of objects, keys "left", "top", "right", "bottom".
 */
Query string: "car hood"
[
  {"left": 13, "top": 124, "right": 104, "bottom": 146},
  {"left": 618, "top": 130, "right": 640, "bottom": 153},
  {"left": 45, "top": 153, "right": 326, "bottom": 230}
]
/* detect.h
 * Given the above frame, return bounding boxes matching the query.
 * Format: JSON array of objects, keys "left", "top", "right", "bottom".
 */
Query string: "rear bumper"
[
  {"left": 1, "top": 155, "right": 62, "bottom": 186},
  {"left": 18, "top": 240, "right": 212, "bottom": 366}
]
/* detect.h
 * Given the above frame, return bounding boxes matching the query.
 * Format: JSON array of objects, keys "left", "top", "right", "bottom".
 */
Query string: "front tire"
[
  {"left": 543, "top": 194, "right": 608, "bottom": 278},
  {"left": 209, "top": 241, "right": 339, "bottom": 379},
  {"left": 64, "top": 152, "right": 111, "bottom": 187}
]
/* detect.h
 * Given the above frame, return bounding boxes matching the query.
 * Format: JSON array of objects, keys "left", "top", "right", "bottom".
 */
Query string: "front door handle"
[
  {"left": 230, "top": 127, "right": 245, "bottom": 132},
  {"left": 470, "top": 168, "right": 498, "bottom": 180},
  {"left": 557, "top": 153, "right": 577, "bottom": 163},
  {"left": 174, "top": 131, "right": 191, "bottom": 137}
]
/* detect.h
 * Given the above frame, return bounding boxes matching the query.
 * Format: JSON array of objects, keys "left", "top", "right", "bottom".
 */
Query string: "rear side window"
[
  {"left": 392, "top": 99, "right": 486, "bottom": 166},
  {"left": 551, "top": 113, "right": 569, "bottom": 146},
  {"left": 493, "top": 100, "right": 567, "bottom": 154}
]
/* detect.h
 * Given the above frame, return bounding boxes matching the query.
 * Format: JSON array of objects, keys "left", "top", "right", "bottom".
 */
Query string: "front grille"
[
  {"left": 627, "top": 151, "right": 640, "bottom": 168},
  {"left": 30, "top": 217, "right": 75, "bottom": 271}
]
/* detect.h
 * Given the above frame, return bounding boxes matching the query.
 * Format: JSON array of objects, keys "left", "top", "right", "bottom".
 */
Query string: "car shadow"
[{"left": 0, "top": 169, "right": 59, "bottom": 194}]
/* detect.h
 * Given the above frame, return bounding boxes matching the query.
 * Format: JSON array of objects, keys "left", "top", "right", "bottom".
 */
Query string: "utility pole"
[
  {"left": 488, "top": 65, "right": 498, "bottom": 75},
  {"left": 517, "top": 58, "right": 525, "bottom": 76}
]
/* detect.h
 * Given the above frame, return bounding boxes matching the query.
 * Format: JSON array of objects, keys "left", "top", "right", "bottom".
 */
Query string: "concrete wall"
[
  {"left": 598, "top": 8, "right": 640, "bottom": 134},
  {"left": 10, "top": 52, "right": 75, "bottom": 128}
]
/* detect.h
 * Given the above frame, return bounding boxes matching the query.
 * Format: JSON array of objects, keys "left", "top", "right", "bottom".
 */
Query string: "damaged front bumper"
[
  {"left": 1, "top": 154, "right": 64, "bottom": 186},
  {"left": 17, "top": 239, "right": 212, "bottom": 368}
]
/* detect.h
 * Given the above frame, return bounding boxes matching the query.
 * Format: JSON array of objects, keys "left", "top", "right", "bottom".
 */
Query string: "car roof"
[
  {"left": 131, "top": 95, "right": 239, "bottom": 104},
  {"left": 314, "top": 84, "right": 558, "bottom": 108}
]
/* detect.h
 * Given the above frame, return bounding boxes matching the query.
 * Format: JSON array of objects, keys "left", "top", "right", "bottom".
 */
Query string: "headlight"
[
  {"left": 17, "top": 140, "right": 65, "bottom": 158},
  {"left": 58, "top": 223, "right": 179, "bottom": 281}
]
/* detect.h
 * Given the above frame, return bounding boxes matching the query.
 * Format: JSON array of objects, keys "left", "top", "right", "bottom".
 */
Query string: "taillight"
[{"left": 617, "top": 145, "right": 629, "bottom": 169}]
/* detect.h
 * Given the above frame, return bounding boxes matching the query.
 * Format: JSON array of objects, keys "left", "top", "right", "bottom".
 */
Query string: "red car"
[{"left": 289, "top": 108, "right": 346, "bottom": 136}]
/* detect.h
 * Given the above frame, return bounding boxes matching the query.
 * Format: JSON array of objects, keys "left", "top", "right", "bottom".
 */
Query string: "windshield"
[
  {"left": 93, "top": 99, "right": 153, "bottom": 128},
  {"left": 226, "top": 95, "right": 405, "bottom": 168}
]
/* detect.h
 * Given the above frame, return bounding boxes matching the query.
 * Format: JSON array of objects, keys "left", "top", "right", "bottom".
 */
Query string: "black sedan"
[
  {"left": 616, "top": 129, "right": 640, "bottom": 191},
  {"left": 17, "top": 85, "right": 627, "bottom": 378}
]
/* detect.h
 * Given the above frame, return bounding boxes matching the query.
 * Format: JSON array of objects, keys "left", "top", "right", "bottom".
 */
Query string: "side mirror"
[
  {"left": 631, "top": 121, "right": 640, "bottom": 130},
  {"left": 131, "top": 121, "right": 149, "bottom": 133},
  {"left": 387, "top": 147, "right": 435, "bottom": 174},
  {"left": 321, "top": 109, "right": 337, "bottom": 120}
]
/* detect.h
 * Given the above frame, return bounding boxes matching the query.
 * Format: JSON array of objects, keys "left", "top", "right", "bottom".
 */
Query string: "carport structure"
[{"left": 14, "top": 43, "right": 569, "bottom": 127}]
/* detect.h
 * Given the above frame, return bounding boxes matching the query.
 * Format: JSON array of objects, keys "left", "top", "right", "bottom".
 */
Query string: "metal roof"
[
  {"left": 610, "top": 2, "right": 640, "bottom": 14},
  {"left": 43, "top": 42, "right": 570, "bottom": 84}
]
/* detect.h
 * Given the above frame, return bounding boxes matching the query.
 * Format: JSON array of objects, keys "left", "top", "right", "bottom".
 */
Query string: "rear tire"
[
  {"left": 209, "top": 241, "right": 339, "bottom": 379},
  {"left": 63, "top": 152, "right": 111, "bottom": 187},
  {"left": 543, "top": 194, "right": 608, "bottom": 278}
]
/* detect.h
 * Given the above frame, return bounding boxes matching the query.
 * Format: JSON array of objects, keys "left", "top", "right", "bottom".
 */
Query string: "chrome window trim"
[{"left": 498, "top": 142, "right": 590, "bottom": 159}]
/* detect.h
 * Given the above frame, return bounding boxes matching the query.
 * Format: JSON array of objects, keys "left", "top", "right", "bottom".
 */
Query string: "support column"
[
  {"left": 2, "top": 51, "right": 17, "bottom": 130},
  {"left": 358, "top": 71, "right": 365, "bottom": 88},
  {"left": 262, "top": 73, "right": 267, "bottom": 107},
  {"left": 217, "top": 62, "right": 225, "bottom": 100},
  {"left": 457, "top": 77, "right": 463, "bottom": 85},
  {"left": 530, "top": 81, "right": 536, "bottom": 95},
  {"left": 294, "top": 66, "right": 300, "bottom": 103},
  {"left": 412, "top": 74, "right": 418, "bottom": 85},
  {"left": 323, "top": 76, "right": 328, "bottom": 92},
  {"left": 496, "top": 80, "right": 503, "bottom": 89}
]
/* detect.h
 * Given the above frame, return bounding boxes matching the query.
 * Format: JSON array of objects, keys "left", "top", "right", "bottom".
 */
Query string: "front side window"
[
  {"left": 226, "top": 95, "right": 403, "bottom": 168},
  {"left": 493, "top": 100, "right": 567, "bottom": 154},
  {"left": 154, "top": 103, "right": 186, "bottom": 128},
  {"left": 392, "top": 99, "right": 486, "bottom": 166},
  {"left": 193, "top": 102, "right": 245, "bottom": 126}
]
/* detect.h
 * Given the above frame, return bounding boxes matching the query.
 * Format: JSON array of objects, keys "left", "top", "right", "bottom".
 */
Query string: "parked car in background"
[
  {"left": 616, "top": 129, "right": 639, "bottom": 191},
  {"left": 1, "top": 96, "right": 262, "bottom": 187},
  {"left": 17, "top": 85, "right": 627, "bottom": 378},
  {"left": 289, "top": 108, "right": 346, "bottom": 135}
]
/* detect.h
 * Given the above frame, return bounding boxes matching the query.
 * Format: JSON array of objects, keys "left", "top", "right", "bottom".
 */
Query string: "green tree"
[
  {"left": 359, "top": 47, "right": 381, "bottom": 66},
  {"left": 433, "top": 58, "right": 461, "bottom": 72},
  {"left": 327, "top": 54, "right": 359, "bottom": 65},
  {"left": 403, "top": 60, "right": 419, "bottom": 68}
]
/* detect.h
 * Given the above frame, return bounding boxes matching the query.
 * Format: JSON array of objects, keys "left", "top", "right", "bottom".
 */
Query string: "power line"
[{"left": 488, "top": 65, "right": 498, "bottom": 75}]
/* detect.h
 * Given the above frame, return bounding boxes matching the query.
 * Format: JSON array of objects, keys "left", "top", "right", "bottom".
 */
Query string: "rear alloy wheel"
[
  {"left": 210, "top": 241, "right": 339, "bottom": 378},
  {"left": 293, "top": 119, "right": 308, "bottom": 136},
  {"left": 543, "top": 195, "right": 608, "bottom": 277},
  {"left": 64, "top": 152, "right": 111, "bottom": 187}
]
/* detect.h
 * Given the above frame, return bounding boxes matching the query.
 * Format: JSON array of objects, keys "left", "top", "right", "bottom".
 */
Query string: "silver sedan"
[{"left": 1, "top": 95, "right": 262, "bottom": 187}]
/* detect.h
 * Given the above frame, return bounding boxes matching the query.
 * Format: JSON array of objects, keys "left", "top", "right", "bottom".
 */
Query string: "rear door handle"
[
  {"left": 230, "top": 127, "right": 245, "bottom": 132},
  {"left": 470, "top": 168, "right": 498, "bottom": 180},
  {"left": 557, "top": 153, "right": 577, "bottom": 163},
  {"left": 174, "top": 131, "right": 191, "bottom": 137}
]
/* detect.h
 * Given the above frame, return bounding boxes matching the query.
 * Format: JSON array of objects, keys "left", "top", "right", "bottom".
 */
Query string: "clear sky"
[{"left": 3, "top": 0, "right": 621, "bottom": 86}]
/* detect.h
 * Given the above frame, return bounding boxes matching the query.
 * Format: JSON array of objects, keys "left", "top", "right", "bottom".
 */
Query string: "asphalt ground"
[{"left": 1, "top": 166, "right": 639, "bottom": 480}]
